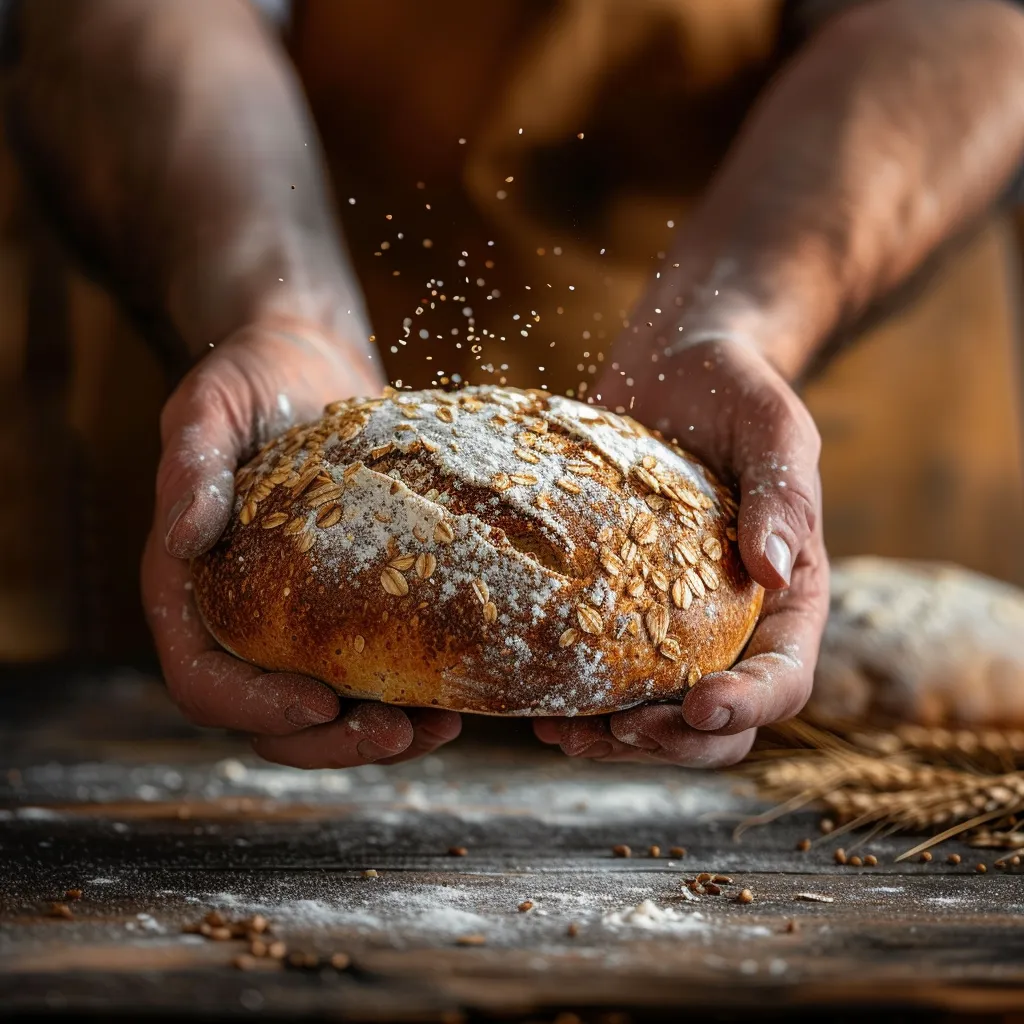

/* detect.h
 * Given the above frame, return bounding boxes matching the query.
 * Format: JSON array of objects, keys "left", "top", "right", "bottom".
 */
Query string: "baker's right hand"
[{"left": 141, "top": 317, "right": 463, "bottom": 767}]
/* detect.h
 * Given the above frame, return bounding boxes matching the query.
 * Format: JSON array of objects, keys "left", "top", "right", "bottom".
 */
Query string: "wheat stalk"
[{"left": 739, "top": 719, "right": 1024, "bottom": 852}]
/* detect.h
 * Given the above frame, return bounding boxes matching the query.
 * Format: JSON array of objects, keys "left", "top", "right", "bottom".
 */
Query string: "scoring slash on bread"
[{"left": 191, "top": 386, "right": 763, "bottom": 716}]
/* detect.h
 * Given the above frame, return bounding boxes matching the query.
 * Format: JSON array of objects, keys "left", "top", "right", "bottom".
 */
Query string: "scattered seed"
[
  {"left": 330, "top": 953, "right": 351, "bottom": 970},
  {"left": 456, "top": 934, "right": 486, "bottom": 946},
  {"left": 785, "top": 920, "right": 798, "bottom": 933},
  {"left": 670, "top": 847, "right": 686, "bottom": 858},
  {"left": 696, "top": 872, "right": 712, "bottom": 883},
  {"left": 250, "top": 939, "right": 268, "bottom": 957},
  {"left": 632, "top": 466, "right": 661, "bottom": 493},
  {"left": 558, "top": 628, "right": 578, "bottom": 648},
  {"left": 599, "top": 548, "right": 624, "bottom": 577},
  {"left": 834, "top": 849, "right": 847, "bottom": 865},
  {"left": 702, "top": 537, "right": 723, "bottom": 560},
  {"left": 848, "top": 856, "right": 863, "bottom": 868},
  {"left": 566, "top": 922, "right": 580, "bottom": 937},
  {"left": 976, "top": 863, "right": 988, "bottom": 874},
  {"left": 670, "top": 577, "right": 692, "bottom": 610},
  {"left": 449, "top": 846, "right": 468, "bottom": 857},
  {"left": 796, "top": 839, "right": 811, "bottom": 852},
  {"left": 65, "top": 889, "right": 83, "bottom": 901},
  {"left": 210, "top": 926, "right": 233, "bottom": 941},
  {"left": 794, "top": 892, "right": 833, "bottom": 903},
  {"left": 649, "top": 569, "right": 670, "bottom": 593},
  {"left": 268, "top": 941, "right": 288, "bottom": 959},
  {"left": 612, "top": 844, "right": 632, "bottom": 858},
  {"left": 712, "top": 874, "right": 732, "bottom": 884},
  {"left": 648, "top": 845, "right": 661, "bottom": 858},
  {"left": 362, "top": 869, "right": 378, "bottom": 878},
  {"left": 576, "top": 605, "right": 604, "bottom": 635},
  {"left": 684, "top": 567, "right": 706, "bottom": 599},
  {"left": 658, "top": 638, "right": 681, "bottom": 662},
  {"left": 920, "top": 852, "right": 933, "bottom": 864},
  {"left": 380, "top": 565, "right": 409, "bottom": 597},
  {"left": 697, "top": 563, "right": 720, "bottom": 591},
  {"left": 1011, "top": 856, "right": 1021, "bottom": 867},
  {"left": 518, "top": 900, "right": 535, "bottom": 913},
  {"left": 947, "top": 854, "right": 962, "bottom": 865},
  {"left": 864, "top": 855, "right": 878, "bottom": 867},
  {"left": 630, "top": 511, "right": 659, "bottom": 546},
  {"left": 48, "top": 902, "right": 73, "bottom": 919},
  {"left": 735, "top": 889, "right": 754, "bottom": 904},
  {"left": 644, "top": 605, "right": 669, "bottom": 645},
  {"left": 232, "top": 954, "right": 258, "bottom": 971},
  {"left": 704, "top": 882, "right": 722, "bottom": 896},
  {"left": 819, "top": 818, "right": 835, "bottom": 834},
  {"left": 414, "top": 552, "right": 437, "bottom": 579},
  {"left": 262, "top": 511, "right": 289, "bottom": 530},
  {"left": 620, "top": 539, "right": 640, "bottom": 567}
]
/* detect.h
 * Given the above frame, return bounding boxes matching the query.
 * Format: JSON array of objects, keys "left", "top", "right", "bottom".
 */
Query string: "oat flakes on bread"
[
  {"left": 807, "top": 558, "right": 1024, "bottom": 728},
  {"left": 191, "top": 386, "right": 763, "bottom": 716}
]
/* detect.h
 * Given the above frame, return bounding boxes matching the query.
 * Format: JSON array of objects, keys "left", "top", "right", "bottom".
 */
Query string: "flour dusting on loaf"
[{"left": 192, "top": 386, "right": 763, "bottom": 716}]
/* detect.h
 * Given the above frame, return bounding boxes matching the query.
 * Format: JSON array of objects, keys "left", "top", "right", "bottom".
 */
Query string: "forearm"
[
  {"left": 6, "top": 0, "right": 368, "bottom": 364},
  {"left": 659, "top": 0, "right": 1024, "bottom": 381}
]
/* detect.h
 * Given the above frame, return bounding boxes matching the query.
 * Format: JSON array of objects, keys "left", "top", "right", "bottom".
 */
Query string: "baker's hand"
[
  {"left": 142, "top": 317, "right": 462, "bottom": 767},
  {"left": 534, "top": 335, "right": 828, "bottom": 767}
]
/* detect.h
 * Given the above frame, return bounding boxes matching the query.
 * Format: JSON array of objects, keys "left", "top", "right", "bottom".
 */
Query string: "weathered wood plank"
[{"left": 3, "top": 671, "right": 1024, "bottom": 1019}]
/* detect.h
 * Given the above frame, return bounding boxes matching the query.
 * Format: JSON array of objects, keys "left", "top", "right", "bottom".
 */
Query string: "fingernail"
[
  {"left": 165, "top": 492, "right": 194, "bottom": 546},
  {"left": 579, "top": 741, "right": 612, "bottom": 760},
  {"left": 285, "top": 703, "right": 335, "bottom": 728},
  {"left": 690, "top": 706, "right": 732, "bottom": 732},
  {"left": 626, "top": 734, "right": 660, "bottom": 752},
  {"left": 764, "top": 532, "right": 792, "bottom": 584},
  {"left": 357, "top": 738, "right": 399, "bottom": 761}
]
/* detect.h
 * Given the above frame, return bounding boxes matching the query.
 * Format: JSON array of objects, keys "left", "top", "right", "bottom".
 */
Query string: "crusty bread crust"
[{"left": 192, "top": 386, "right": 763, "bottom": 715}]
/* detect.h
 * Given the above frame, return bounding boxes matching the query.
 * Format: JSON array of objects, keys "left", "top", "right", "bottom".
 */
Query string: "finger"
[
  {"left": 735, "top": 398, "right": 822, "bottom": 591},
  {"left": 159, "top": 322, "right": 386, "bottom": 561},
  {"left": 530, "top": 716, "right": 662, "bottom": 762},
  {"left": 375, "top": 709, "right": 463, "bottom": 764},
  {"left": 143, "top": 528, "right": 339, "bottom": 734},
  {"left": 252, "top": 701, "right": 416, "bottom": 768},
  {"left": 681, "top": 537, "right": 829, "bottom": 736},
  {"left": 157, "top": 355, "right": 261, "bottom": 561},
  {"left": 608, "top": 707, "right": 757, "bottom": 767}
]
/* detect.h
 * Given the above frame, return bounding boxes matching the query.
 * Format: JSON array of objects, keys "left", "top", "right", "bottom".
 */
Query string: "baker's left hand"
[{"left": 533, "top": 332, "right": 829, "bottom": 766}]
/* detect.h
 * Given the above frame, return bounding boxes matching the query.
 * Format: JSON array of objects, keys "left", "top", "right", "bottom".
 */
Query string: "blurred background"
[{"left": 0, "top": 0, "right": 1021, "bottom": 670}]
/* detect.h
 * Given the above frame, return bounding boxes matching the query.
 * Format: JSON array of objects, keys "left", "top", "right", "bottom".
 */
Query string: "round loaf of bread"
[
  {"left": 807, "top": 557, "right": 1024, "bottom": 728},
  {"left": 191, "top": 386, "right": 763, "bottom": 716}
]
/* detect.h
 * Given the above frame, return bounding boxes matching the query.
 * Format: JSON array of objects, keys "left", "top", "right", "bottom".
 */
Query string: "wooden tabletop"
[{"left": 3, "top": 669, "right": 1024, "bottom": 1022}]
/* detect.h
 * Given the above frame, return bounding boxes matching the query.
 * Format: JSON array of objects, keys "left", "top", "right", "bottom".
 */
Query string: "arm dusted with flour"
[
  {"left": 538, "top": 0, "right": 1024, "bottom": 766},
  {"left": 7, "top": 0, "right": 461, "bottom": 766}
]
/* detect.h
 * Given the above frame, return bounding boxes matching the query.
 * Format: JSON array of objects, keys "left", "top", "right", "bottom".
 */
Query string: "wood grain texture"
[{"left": 3, "top": 670, "right": 1024, "bottom": 1020}]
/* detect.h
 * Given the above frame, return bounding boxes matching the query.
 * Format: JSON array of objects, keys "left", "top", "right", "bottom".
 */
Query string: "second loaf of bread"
[{"left": 192, "top": 386, "right": 763, "bottom": 715}]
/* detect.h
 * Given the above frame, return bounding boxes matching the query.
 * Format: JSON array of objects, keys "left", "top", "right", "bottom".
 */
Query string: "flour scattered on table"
[{"left": 601, "top": 900, "right": 709, "bottom": 934}]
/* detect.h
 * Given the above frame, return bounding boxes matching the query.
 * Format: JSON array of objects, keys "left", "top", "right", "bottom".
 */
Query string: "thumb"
[
  {"left": 734, "top": 392, "right": 821, "bottom": 590},
  {"left": 156, "top": 355, "right": 266, "bottom": 560}
]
